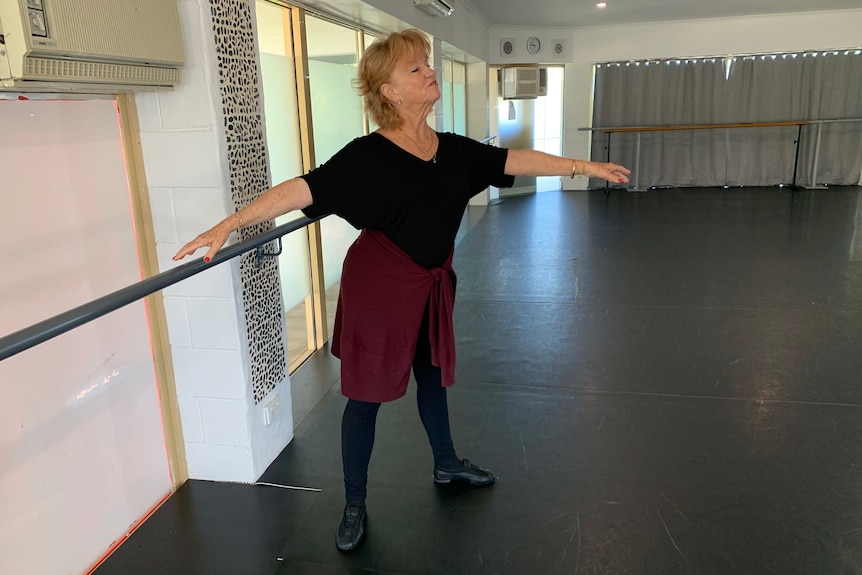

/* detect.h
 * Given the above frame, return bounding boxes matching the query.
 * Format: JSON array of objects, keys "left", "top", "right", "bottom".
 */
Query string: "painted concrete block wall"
[
  {"left": 466, "top": 62, "right": 489, "bottom": 142},
  {"left": 136, "top": 0, "right": 293, "bottom": 483},
  {"left": 490, "top": 9, "right": 862, "bottom": 190},
  {"left": 432, "top": 38, "right": 445, "bottom": 132},
  {"left": 467, "top": 61, "right": 491, "bottom": 206}
]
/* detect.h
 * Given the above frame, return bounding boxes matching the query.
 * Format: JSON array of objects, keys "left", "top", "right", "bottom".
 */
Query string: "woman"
[{"left": 174, "top": 29, "right": 630, "bottom": 551}]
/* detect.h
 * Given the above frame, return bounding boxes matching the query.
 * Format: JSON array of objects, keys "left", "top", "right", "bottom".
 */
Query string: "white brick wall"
[
  {"left": 137, "top": 0, "right": 294, "bottom": 484},
  {"left": 185, "top": 443, "right": 256, "bottom": 483},
  {"left": 187, "top": 299, "right": 241, "bottom": 350},
  {"left": 198, "top": 398, "right": 251, "bottom": 447},
  {"left": 466, "top": 61, "right": 491, "bottom": 206},
  {"left": 171, "top": 348, "right": 247, "bottom": 399}
]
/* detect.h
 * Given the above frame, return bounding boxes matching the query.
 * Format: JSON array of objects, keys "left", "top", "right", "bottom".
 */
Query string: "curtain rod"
[{"left": 596, "top": 48, "right": 862, "bottom": 67}]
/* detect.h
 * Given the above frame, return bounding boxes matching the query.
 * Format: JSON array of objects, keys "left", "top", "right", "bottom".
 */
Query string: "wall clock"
[{"left": 526, "top": 36, "right": 541, "bottom": 55}]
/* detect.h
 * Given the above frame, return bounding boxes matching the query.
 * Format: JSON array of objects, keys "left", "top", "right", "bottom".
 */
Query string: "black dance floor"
[{"left": 95, "top": 187, "right": 862, "bottom": 574}]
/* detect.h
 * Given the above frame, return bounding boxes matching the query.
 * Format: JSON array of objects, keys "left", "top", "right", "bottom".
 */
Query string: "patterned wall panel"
[{"left": 209, "top": 0, "right": 285, "bottom": 404}]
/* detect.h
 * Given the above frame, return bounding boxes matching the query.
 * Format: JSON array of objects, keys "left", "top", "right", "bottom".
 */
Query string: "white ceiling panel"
[{"left": 466, "top": 0, "right": 862, "bottom": 28}]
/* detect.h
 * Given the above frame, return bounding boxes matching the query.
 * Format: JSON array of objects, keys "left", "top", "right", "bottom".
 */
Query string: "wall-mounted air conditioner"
[
  {"left": 0, "top": 0, "right": 184, "bottom": 92},
  {"left": 414, "top": 0, "right": 454, "bottom": 17},
  {"left": 502, "top": 66, "right": 548, "bottom": 100}
]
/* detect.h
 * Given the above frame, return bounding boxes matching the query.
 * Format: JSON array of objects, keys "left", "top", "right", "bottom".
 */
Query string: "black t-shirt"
[{"left": 300, "top": 132, "right": 514, "bottom": 269}]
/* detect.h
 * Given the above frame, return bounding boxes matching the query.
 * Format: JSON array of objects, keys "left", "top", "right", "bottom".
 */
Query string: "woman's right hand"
[
  {"left": 173, "top": 221, "right": 232, "bottom": 263},
  {"left": 171, "top": 178, "right": 311, "bottom": 263}
]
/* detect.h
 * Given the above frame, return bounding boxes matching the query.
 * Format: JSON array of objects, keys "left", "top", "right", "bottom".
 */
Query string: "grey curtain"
[
  {"left": 803, "top": 52, "right": 862, "bottom": 185},
  {"left": 590, "top": 51, "right": 862, "bottom": 189}
]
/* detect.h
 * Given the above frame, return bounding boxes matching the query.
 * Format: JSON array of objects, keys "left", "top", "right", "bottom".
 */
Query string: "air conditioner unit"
[
  {"left": 502, "top": 66, "right": 548, "bottom": 100},
  {"left": 0, "top": 0, "right": 184, "bottom": 92},
  {"left": 414, "top": 0, "right": 454, "bottom": 17}
]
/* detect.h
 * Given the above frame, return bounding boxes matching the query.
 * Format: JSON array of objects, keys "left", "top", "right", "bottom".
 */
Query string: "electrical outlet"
[{"left": 263, "top": 397, "right": 281, "bottom": 426}]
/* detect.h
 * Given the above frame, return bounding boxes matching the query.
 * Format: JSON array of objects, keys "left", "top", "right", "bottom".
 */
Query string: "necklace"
[{"left": 398, "top": 127, "right": 436, "bottom": 160}]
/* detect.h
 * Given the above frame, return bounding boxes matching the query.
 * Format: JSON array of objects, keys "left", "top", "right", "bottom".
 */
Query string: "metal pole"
[
  {"left": 807, "top": 122, "right": 827, "bottom": 189},
  {"left": 0, "top": 216, "right": 317, "bottom": 361},
  {"left": 632, "top": 131, "right": 642, "bottom": 191},
  {"left": 605, "top": 132, "right": 611, "bottom": 195},
  {"left": 790, "top": 123, "right": 803, "bottom": 190}
]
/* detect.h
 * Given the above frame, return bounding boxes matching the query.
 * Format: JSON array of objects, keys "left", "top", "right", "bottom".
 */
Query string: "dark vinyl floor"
[{"left": 96, "top": 187, "right": 862, "bottom": 575}]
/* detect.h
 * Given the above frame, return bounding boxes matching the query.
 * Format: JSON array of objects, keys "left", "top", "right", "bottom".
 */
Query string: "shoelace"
[{"left": 343, "top": 506, "right": 362, "bottom": 527}]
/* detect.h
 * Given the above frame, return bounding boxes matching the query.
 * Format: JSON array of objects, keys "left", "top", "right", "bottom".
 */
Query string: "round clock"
[{"left": 526, "top": 36, "right": 541, "bottom": 55}]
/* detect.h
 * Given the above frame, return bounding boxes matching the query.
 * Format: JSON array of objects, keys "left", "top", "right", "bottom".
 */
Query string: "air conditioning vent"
[
  {"left": 500, "top": 38, "right": 516, "bottom": 58},
  {"left": 23, "top": 57, "right": 182, "bottom": 85},
  {"left": 0, "top": 0, "right": 183, "bottom": 92},
  {"left": 502, "top": 66, "right": 548, "bottom": 100},
  {"left": 414, "top": 0, "right": 454, "bottom": 17}
]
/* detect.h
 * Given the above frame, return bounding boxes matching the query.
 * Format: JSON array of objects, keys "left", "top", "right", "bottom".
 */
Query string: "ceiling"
[
  {"left": 281, "top": 0, "right": 861, "bottom": 61},
  {"left": 464, "top": 0, "right": 862, "bottom": 28}
]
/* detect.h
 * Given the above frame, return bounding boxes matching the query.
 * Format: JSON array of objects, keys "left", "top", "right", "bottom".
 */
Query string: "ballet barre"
[{"left": 579, "top": 119, "right": 862, "bottom": 191}]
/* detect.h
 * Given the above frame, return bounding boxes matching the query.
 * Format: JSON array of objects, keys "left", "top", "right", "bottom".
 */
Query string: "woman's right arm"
[{"left": 172, "top": 177, "right": 313, "bottom": 262}]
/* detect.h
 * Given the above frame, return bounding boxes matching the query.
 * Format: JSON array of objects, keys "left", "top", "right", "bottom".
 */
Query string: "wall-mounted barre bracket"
[{"left": 255, "top": 237, "right": 283, "bottom": 268}]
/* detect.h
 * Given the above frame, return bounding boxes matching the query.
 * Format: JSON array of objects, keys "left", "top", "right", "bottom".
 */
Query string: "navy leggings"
[{"left": 341, "top": 322, "right": 460, "bottom": 505}]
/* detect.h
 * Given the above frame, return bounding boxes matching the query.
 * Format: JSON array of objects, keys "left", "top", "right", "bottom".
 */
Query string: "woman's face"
[{"left": 385, "top": 49, "right": 440, "bottom": 109}]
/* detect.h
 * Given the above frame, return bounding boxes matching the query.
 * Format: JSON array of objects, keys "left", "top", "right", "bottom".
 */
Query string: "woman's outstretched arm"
[
  {"left": 172, "top": 177, "right": 313, "bottom": 262},
  {"left": 505, "top": 149, "right": 630, "bottom": 184}
]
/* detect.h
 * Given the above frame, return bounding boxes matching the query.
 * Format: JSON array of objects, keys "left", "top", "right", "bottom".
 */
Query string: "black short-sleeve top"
[{"left": 300, "top": 132, "right": 514, "bottom": 269}]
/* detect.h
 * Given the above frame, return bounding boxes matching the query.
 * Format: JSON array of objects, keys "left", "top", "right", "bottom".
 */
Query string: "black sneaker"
[
  {"left": 335, "top": 504, "right": 367, "bottom": 551},
  {"left": 433, "top": 458, "right": 496, "bottom": 486}
]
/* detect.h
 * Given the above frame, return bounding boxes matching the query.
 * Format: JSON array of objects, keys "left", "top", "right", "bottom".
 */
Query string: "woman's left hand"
[{"left": 585, "top": 161, "right": 631, "bottom": 184}]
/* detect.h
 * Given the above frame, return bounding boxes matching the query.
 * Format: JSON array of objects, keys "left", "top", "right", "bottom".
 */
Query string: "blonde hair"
[{"left": 354, "top": 29, "right": 431, "bottom": 130}]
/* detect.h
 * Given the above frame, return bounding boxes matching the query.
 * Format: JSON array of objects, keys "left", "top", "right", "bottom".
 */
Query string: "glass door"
[
  {"left": 535, "top": 66, "right": 564, "bottom": 192},
  {"left": 498, "top": 66, "right": 565, "bottom": 196},
  {"left": 255, "top": 1, "right": 316, "bottom": 372},
  {"left": 305, "top": 14, "right": 365, "bottom": 341},
  {"left": 256, "top": 3, "right": 373, "bottom": 430},
  {"left": 442, "top": 58, "right": 467, "bottom": 135},
  {"left": 257, "top": 5, "right": 429, "bottom": 386}
]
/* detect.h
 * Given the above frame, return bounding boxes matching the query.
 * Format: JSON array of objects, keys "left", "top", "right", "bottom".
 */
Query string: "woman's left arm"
[{"left": 505, "top": 149, "right": 631, "bottom": 184}]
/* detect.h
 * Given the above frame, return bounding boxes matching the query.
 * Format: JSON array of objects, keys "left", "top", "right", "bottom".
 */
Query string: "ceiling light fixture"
[
  {"left": 597, "top": 2, "right": 607, "bottom": 8},
  {"left": 414, "top": 0, "right": 454, "bottom": 17}
]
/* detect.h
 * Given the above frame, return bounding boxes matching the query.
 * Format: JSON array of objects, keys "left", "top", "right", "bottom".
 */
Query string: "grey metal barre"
[
  {"left": 577, "top": 118, "right": 862, "bottom": 132},
  {"left": 0, "top": 215, "right": 318, "bottom": 362},
  {"left": 577, "top": 118, "right": 862, "bottom": 190}
]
